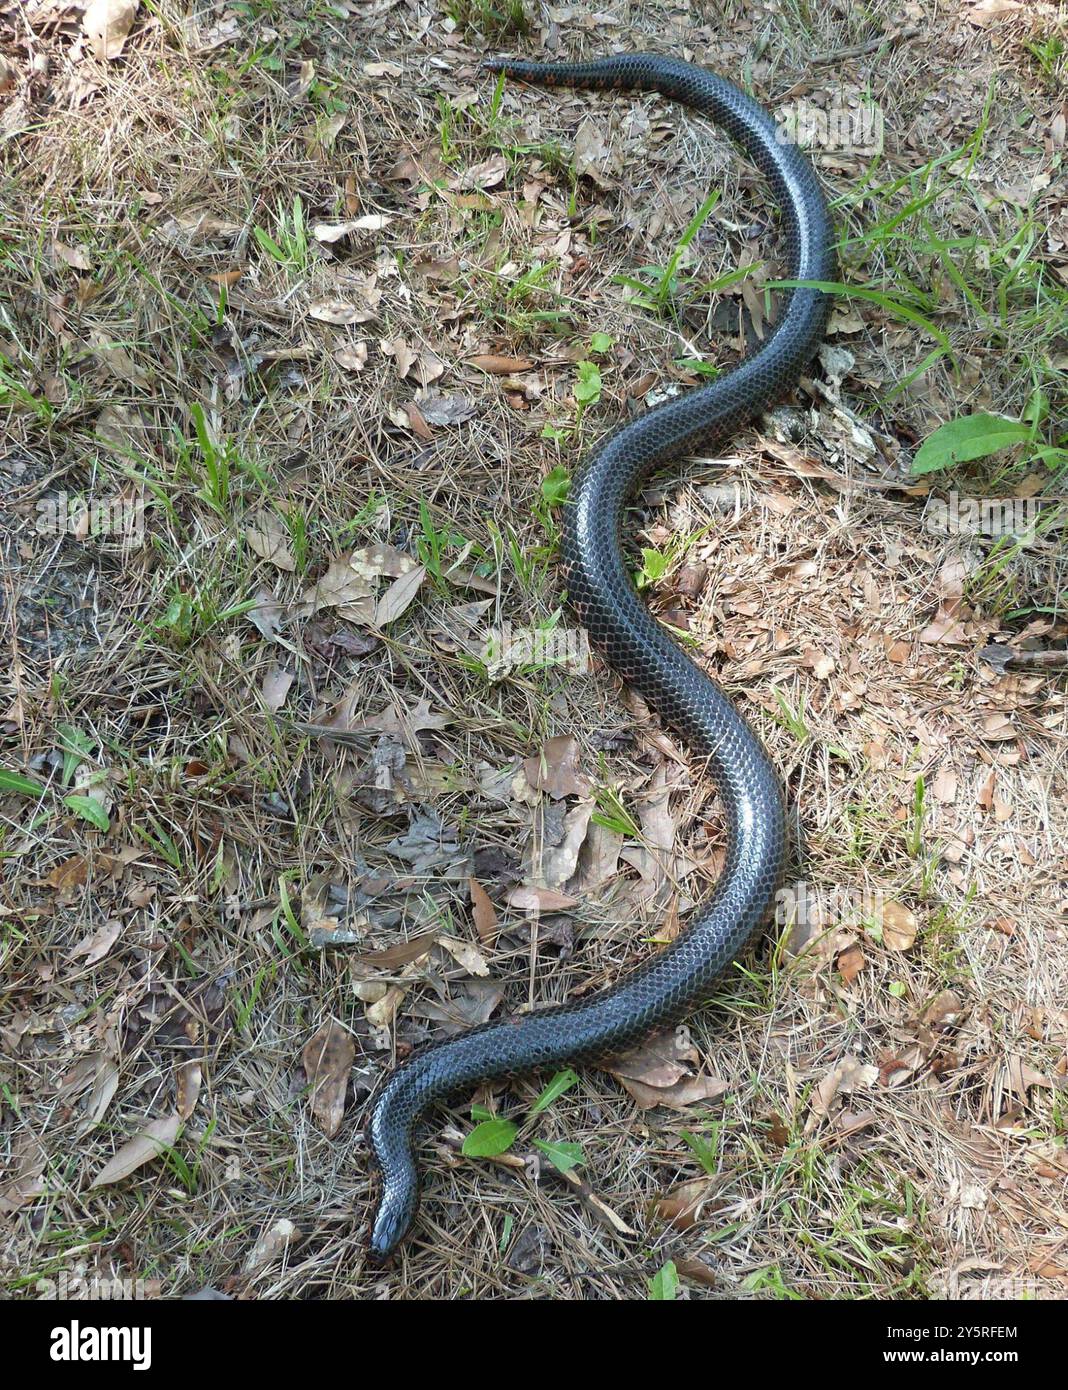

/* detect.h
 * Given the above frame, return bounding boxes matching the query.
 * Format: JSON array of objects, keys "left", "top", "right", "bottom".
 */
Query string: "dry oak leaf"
[
  {"left": 248, "top": 586, "right": 285, "bottom": 641},
  {"left": 805, "top": 1058, "right": 878, "bottom": 1132},
  {"left": 455, "top": 154, "right": 508, "bottom": 189},
  {"left": 615, "top": 1070, "right": 728, "bottom": 1112},
  {"left": 836, "top": 942, "right": 866, "bottom": 984},
  {"left": 245, "top": 511, "right": 296, "bottom": 571},
  {"left": 261, "top": 665, "right": 294, "bottom": 713},
  {"left": 438, "top": 935, "right": 490, "bottom": 977},
  {"left": 308, "top": 299, "right": 376, "bottom": 326},
  {"left": 965, "top": 0, "right": 1021, "bottom": 20},
  {"left": 46, "top": 855, "right": 89, "bottom": 899},
  {"left": 375, "top": 565, "right": 425, "bottom": 627},
  {"left": 523, "top": 734, "right": 592, "bottom": 800},
  {"left": 653, "top": 1178, "right": 718, "bottom": 1232},
  {"left": 83, "top": 0, "right": 140, "bottom": 61},
  {"left": 350, "top": 543, "right": 419, "bottom": 581},
  {"left": 297, "top": 556, "right": 375, "bottom": 623},
  {"left": 573, "top": 117, "right": 618, "bottom": 186},
  {"left": 506, "top": 885, "right": 578, "bottom": 913},
  {"left": 244, "top": 1218, "right": 301, "bottom": 1274},
  {"left": 605, "top": 1029, "right": 728, "bottom": 1110},
  {"left": 880, "top": 900, "right": 918, "bottom": 952},
  {"left": 606, "top": 1029, "right": 697, "bottom": 1089},
  {"left": 69, "top": 919, "right": 122, "bottom": 967},
  {"left": 302, "top": 1021, "right": 354, "bottom": 1138},
  {"left": 53, "top": 239, "right": 93, "bottom": 271},
  {"left": 176, "top": 1060, "right": 202, "bottom": 1121},
  {"left": 89, "top": 1114, "right": 181, "bottom": 1188},
  {"left": 335, "top": 342, "right": 368, "bottom": 372},
  {"left": 980, "top": 712, "right": 1016, "bottom": 742},
  {"left": 468, "top": 354, "right": 534, "bottom": 374},
  {"left": 469, "top": 877, "right": 498, "bottom": 942},
  {"left": 356, "top": 696, "right": 449, "bottom": 739}
]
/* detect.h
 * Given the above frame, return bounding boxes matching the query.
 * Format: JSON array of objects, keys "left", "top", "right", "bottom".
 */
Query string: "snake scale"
[{"left": 368, "top": 52, "right": 836, "bottom": 1259}]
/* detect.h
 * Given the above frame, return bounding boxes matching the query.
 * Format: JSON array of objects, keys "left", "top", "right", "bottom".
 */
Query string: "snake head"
[
  {"left": 367, "top": 1178, "right": 418, "bottom": 1264},
  {"left": 367, "top": 1086, "right": 420, "bottom": 1262}
]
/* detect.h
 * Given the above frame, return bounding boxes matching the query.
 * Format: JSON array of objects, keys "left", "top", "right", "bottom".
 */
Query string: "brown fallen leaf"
[
  {"left": 438, "top": 935, "right": 490, "bottom": 977},
  {"left": 919, "top": 990, "right": 963, "bottom": 1029},
  {"left": 988, "top": 916, "right": 1016, "bottom": 936},
  {"left": 573, "top": 115, "right": 617, "bottom": 186},
  {"left": 615, "top": 1070, "right": 729, "bottom": 1111},
  {"left": 880, "top": 900, "right": 918, "bottom": 952},
  {"left": 554, "top": 800, "right": 598, "bottom": 886},
  {"left": 0, "top": 1132, "right": 48, "bottom": 1214},
  {"left": 308, "top": 299, "right": 376, "bottom": 326},
  {"left": 523, "top": 734, "right": 592, "bottom": 799},
  {"left": 176, "top": 1060, "right": 202, "bottom": 1121},
  {"left": 350, "top": 543, "right": 419, "bottom": 580},
  {"left": 375, "top": 565, "right": 425, "bottom": 626},
  {"left": 605, "top": 1029, "right": 728, "bottom": 1110},
  {"left": 932, "top": 768, "right": 958, "bottom": 803},
  {"left": 297, "top": 556, "right": 375, "bottom": 623},
  {"left": 506, "top": 885, "right": 578, "bottom": 913},
  {"left": 83, "top": 0, "right": 140, "bottom": 61},
  {"left": 352, "top": 933, "right": 437, "bottom": 969},
  {"left": 90, "top": 1114, "right": 181, "bottom": 1188},
  {"left": 836, "top": 942, "right": 866, "bottom": 983},
  {"left": 673, "top": 1254, "right": 720, "bottom": 1289},
  {"left": 571, "top": 820, "right": 623, "bottom": 893},
  {"left": 381, "top": 337, "right": 444, "bottom": 386},
  {"left": 69, "top": 919, "right": 122, "bottom": 967},
  {"left": 805, "top": 1058, "right": 878, "bottom": 1132},
  {"left": 965, "top": 0, "right": 1021, "bottom": 24},
  {"left": 469, "top": 877, "right": 498, "bottom": 942},
  {"left": 335, "top": 342, "right": 368, "bottom": 372},
  {"left": 980, "top": 712, "right": 1016, "bottom": 742},
  {"left": 57, "top": 1052, "right": 119, "bottom": 1129},
  {"left": 1007, "top": 1055, "right": 1053, "bottom": 1102},
  {"left": 468, "top": 354, "right": 534, "bottom": 374},
  {"left": 619, "top": 767, "right": 680, "bottom": 902},
  {"left": 244, "top": 1218, "right": 301, "bottom": 1273},
  {"left": 53, "top": 239, "right": 93, "bottom": 271},
  {"left": 247, "top": 586, "right": 284, "bottom": 642},
  {"left": 455, "top": 154, "right": 508, "bottom": 189},
  {"left": 355, "top": 697, "right": 449, "bottom": 740},
  {"left": 653, "top": 1178, "right": 718, "bottom": 1231},
  {"left": 261, "top": 665, "right": 294, "bottom": 713},
  {"left": 302, "top": 1021, "right": 354, "bottom": 1138},
  {"left": 607, "top": 1030, "right": 695, "bottom": 1088},
  {"left": 46, "top": 855, "right": 89, "bottom": 899},
  {"left": 245, "top": 511, "right": 296, "bottom": 571},
  {"left": 366, "top": 985, "right": 406, "bottom": 1030}
]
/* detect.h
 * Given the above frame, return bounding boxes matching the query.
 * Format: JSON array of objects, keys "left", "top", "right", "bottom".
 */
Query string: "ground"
[{"left": 1, "top": 0, "right": 1066, "bottom": 1300}]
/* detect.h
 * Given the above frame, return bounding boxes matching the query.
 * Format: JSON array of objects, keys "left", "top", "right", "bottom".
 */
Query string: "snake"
[{"left": 367, "top": 52, "right": 836, "bottom": 1259}]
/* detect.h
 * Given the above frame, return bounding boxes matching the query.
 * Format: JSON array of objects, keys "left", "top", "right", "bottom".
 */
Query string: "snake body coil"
[{"left": 368, "top": 53, "right": 835, "bottom": 1258}]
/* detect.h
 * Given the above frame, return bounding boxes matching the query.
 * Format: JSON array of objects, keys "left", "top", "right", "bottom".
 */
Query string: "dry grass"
[{"left": 1, "top": 0, "right": 1066, "bottom": 1300}]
